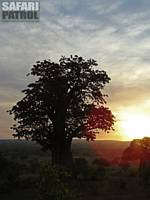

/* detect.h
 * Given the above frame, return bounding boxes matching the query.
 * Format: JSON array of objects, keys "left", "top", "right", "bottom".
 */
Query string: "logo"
[{"left": 1, "top": 1, "right": 40, "bottom": 22}]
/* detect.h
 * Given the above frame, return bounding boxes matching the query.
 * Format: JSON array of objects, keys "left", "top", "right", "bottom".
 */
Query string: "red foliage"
[{"left": 84, "top": 106, "right": 115, "bottom": 141}]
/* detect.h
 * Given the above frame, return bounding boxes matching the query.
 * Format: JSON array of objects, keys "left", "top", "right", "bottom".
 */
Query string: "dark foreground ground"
[
  {"left": 0, "top": 139, "right": 150, "bottom": 200},
  {"left": 1, "top": 176, "right": 150, "bottom": 200}
]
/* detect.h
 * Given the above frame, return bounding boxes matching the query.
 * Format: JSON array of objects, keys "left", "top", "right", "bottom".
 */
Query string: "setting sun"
[{"left": 120, "top": 112, "right": 150, "bottom": 140}]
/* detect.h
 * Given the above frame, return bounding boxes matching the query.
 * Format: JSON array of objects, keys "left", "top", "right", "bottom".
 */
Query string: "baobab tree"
[{"left": 8, "top": 55, "right": 115, "bottom": 167}]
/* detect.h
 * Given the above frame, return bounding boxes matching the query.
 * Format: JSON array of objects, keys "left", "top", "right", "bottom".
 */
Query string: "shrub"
[
  {"left": 92, "top": 158, "right": 110, "bottom": 167},
  {"left": 37, "top": 163, "right": 75, "bottom": 200},
  {"left": 72, "top": 158, "right": 89, "bottom": 180}
]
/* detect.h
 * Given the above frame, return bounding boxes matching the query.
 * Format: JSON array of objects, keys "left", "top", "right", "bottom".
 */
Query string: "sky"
[{"left": 1, "top": 0, "right": 150, "bottom": 140}]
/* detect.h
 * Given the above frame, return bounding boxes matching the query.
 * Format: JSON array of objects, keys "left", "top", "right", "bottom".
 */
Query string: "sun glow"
[{"left": 120, "top": 112, "right": 150, "bottom": 140}]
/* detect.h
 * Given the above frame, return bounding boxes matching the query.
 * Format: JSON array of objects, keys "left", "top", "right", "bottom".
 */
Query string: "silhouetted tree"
[
  {"left": 8, "top": 55, "right": 115, "bottom": 167},
  {"left": 122, "top": 137, "right": 150, "bottom": 184}
]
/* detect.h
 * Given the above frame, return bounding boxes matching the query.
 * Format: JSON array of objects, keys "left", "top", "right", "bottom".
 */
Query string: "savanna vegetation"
[{"left": 0, "top": 139, "right": 150, "bottom": 200}]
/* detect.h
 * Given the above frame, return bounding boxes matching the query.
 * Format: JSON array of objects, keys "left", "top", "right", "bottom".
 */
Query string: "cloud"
[
  {"left": 0, "top": 0, "right": 150, "bottom": 138},
  {"left": 87, "top": 0, "right": 122, "bottom": 15}
]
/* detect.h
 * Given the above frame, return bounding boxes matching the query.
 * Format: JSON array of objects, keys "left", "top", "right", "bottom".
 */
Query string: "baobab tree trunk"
[
  {"left": 52, "top": 116, "right": 73, "bottom": 168},
  {"left": 51, "top": 139, "right": 73, "bottom": 168}
]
